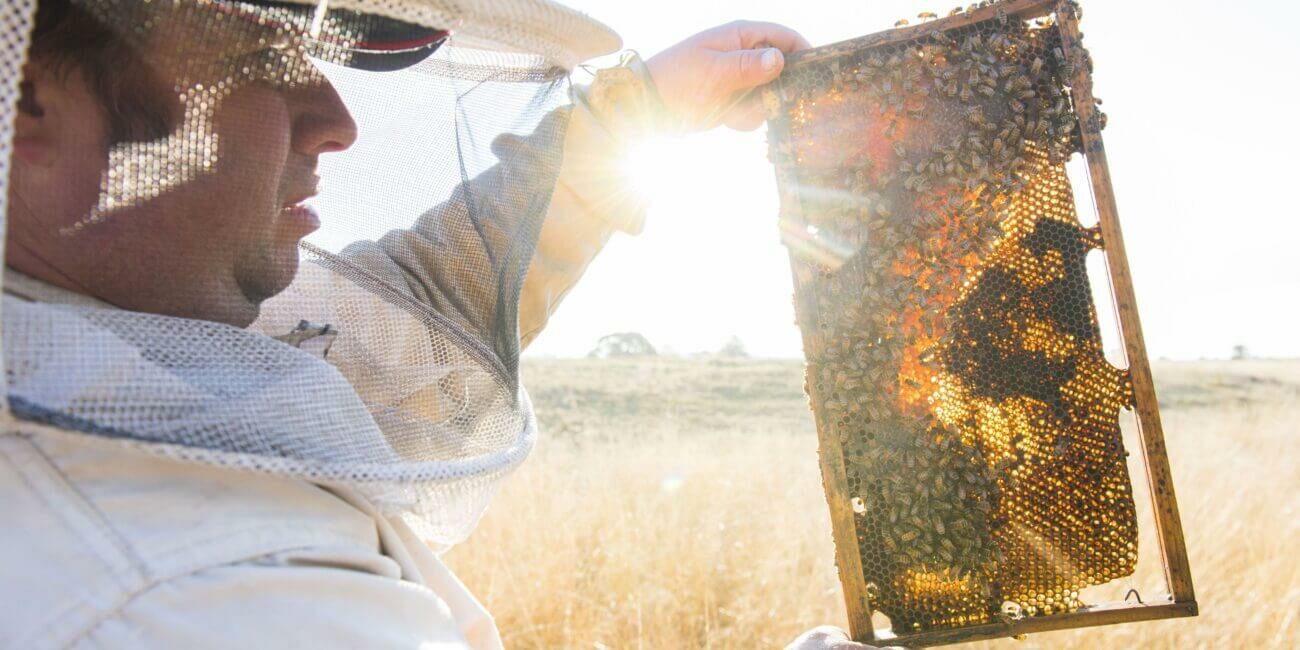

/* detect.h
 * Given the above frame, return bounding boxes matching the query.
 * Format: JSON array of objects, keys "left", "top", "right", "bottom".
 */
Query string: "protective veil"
[{"left": 0, "top": 0, "right": 620, "bottom": 548}]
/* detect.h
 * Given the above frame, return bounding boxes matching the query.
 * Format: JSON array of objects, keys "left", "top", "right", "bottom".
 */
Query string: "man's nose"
[{"left": 290, "top": 81, "right": 359, "bottom": 156}]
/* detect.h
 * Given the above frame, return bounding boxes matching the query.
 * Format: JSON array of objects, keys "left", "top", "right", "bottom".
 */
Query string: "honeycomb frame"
[{"left": 762, "top": 1, "right": 1196, "bottom": 645}]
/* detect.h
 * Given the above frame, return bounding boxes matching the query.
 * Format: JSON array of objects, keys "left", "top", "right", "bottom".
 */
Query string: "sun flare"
[{"left": 622, "top": 137, "right": 693, "bottom": 207}]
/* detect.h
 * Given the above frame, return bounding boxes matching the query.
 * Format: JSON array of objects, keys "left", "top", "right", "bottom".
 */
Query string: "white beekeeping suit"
[{"left": 0, "top": 0, "right": 651, "bottom": 647}]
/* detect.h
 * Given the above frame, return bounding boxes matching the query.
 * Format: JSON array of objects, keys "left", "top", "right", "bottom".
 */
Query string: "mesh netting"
[
  {"left": 0, "top": 0, "right": 36, "bottom": 386},
  {"left": 0, "top": 0, "right": 592, "bottom": 548},
  {"left": 765, "top": 0, "right": 1138, "bottom": 635}
]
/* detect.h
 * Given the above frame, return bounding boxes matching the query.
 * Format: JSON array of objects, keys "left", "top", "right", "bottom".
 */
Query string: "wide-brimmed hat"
[{"left": 257, "top": 0, "right": 622, "bottom": 70}]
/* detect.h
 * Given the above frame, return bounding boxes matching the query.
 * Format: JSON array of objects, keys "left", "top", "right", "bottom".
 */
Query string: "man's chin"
[{"left": 237, "top": 248, "right": 302, "bottom": 320}]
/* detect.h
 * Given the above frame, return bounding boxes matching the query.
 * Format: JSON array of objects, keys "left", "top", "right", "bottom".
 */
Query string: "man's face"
[{"left": 7, "top": 3, "right": 358, "bottom": 326}]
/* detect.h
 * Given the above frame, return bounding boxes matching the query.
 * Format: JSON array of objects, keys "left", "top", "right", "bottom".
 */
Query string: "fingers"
[
  {"left": 718, "top": 47, "right": 785, "bottom": 94},
  {"left": 733, "top": 20, "right": 812, "bottom": 53},
  {"left": 645, "top": 20, "right": 810, "bottom": 133},
  {"left": 713, "top": 21, "right": 810, "bottom": 104}
]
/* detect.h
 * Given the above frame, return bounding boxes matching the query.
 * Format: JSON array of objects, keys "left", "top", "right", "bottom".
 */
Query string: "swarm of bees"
[{"left": 766, "top": 0, "right": 1136, "bottom": 635}]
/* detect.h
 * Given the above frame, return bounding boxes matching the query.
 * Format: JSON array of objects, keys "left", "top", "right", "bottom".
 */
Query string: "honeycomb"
[{"left": 764, "top": 0, "right": 1139, "bottom": 636}]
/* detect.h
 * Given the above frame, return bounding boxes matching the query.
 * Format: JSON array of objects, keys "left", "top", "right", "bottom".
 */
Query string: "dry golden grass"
[{"left": 445, "top": 358, "right": 1300, "bottom": 648}]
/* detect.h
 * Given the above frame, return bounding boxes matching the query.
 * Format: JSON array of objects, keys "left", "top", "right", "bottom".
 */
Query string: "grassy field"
[{"left": 444, "top": 358, "right": 1300, "bottom": 648}]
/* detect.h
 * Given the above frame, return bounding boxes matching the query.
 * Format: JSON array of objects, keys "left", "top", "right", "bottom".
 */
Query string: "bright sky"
[{"left": 533, "top": 1, "right": 1299, "bottom": 360}]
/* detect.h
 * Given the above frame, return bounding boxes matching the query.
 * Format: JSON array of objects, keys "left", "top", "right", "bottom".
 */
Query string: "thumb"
[{"left": 721, "top": 47, "right": 784, "bottom": 92}]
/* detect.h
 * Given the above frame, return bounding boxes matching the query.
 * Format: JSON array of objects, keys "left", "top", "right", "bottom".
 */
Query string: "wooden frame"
[{"left": 765, "top": 1, "right": 1196, "bottom": 645}]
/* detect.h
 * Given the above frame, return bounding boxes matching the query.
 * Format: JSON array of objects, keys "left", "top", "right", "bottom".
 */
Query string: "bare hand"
[
  {"left": 645, "top": 20, "right": 810, "bottom": 132},
  {"left": 786, "top": 625, "right": 907, "bottom": 650}
]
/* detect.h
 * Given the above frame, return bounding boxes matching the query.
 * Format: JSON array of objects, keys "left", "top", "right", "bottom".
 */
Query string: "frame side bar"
[
  {"left": 1054, "top": 2, "right": 1196, "bottom": 604},
  {"left": 765, "top": 80, "right": 877, "bottom": 641}
]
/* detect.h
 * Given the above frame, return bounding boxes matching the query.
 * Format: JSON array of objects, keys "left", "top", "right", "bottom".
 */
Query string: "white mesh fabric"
[
  {"left": 4, "top": 293, "right": 537, "bottom": 546},
  {"left": 2, "top": 0, "right": 574, "bottom": 548},
  {"left": 0, "top": 0, "right": 37, "bottom": 408}
]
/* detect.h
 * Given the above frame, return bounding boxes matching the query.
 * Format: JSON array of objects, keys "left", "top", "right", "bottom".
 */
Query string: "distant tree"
[
  {"left": 588, "top": 332, "right": 657, "bottom": 358},
  {"left": 718, "top": 335, "right": 749, "bottom": 358},
  {"left": 1231, "top": 344, "right": 1249, "bottom": 361}
]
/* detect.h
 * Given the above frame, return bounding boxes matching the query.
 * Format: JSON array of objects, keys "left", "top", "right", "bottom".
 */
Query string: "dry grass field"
[{"left": 445, "top": 358, "right": 1300, "bottom": 648}]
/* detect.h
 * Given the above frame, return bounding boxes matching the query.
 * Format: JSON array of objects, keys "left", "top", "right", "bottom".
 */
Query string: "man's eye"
[
  {"left": 228, "top": 43, "right": 300, "bottom": 68},
  {"left": 266, "top": 31, "right": 306, "bottom": 52},
  {"left": 222, "top": 30, "right": 301, "bottom": 60}
]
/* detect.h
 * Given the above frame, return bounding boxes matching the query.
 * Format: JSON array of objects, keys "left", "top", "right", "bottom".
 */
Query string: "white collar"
[{"left": 3, "top": 268, "right": 114, "bottom": 310}]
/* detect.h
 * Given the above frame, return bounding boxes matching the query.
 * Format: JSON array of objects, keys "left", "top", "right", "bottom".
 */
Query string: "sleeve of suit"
[{"left": 335, "top": 59, "right": 661, "bottom": 365}]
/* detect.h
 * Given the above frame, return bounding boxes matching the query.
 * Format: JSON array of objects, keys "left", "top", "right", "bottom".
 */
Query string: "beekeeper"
[{"left": 0, "top": 1, "right": 886, "bottom": 648}]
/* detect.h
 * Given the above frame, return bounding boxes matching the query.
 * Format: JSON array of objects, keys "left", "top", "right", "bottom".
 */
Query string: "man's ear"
[{"left": 12, "top": 62, "right": 62, "bottom": 168}]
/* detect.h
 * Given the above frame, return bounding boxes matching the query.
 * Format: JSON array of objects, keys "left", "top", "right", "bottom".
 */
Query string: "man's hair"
[{"left": 30, "top": 0, "right": 175, "bottom": 142}]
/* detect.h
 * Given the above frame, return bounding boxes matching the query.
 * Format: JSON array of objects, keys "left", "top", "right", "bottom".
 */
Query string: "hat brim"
[{"left": 290, "top": 0, "right": 622, "bottom": 70}]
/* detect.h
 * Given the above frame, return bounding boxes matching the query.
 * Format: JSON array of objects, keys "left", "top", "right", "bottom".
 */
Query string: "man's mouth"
[{"left": 281, "top": 190, "right": 321, "bottom": 235}]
